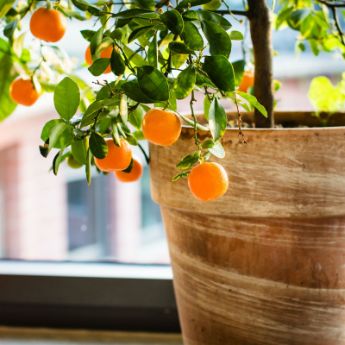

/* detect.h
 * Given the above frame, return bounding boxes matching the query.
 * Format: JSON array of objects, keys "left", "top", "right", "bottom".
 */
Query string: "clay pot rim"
[{"left": 182, "top": 111, "right": 345, "bottom": 131}]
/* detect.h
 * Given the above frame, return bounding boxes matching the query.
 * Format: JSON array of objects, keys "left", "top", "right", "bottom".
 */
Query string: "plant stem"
[
  {"left": 247, "top": 0, "right": 274, "bottom": 128},
  {"left": 138, "top": 142, "right": 150, "bottom": 164}
]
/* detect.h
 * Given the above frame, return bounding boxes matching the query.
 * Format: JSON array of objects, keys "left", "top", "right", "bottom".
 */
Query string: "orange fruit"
[
  {"left": 115, "top": 158, "right": 143, "bottom": 182},
  {"left": 94, "top": 139, "right": 132, "bottom": 172},
  {"left": 85, "top": 45, "right": 113, "bottom": 74},
  {"left": 142, "top": 108, "right": 182, "bottom": 146},
  {"left": 10, "top": 78, "right": 40, "bottom": 106},
  {"left": 238, "top": 70, "right": 254, "bottom": 92},
  {"left": 188, "top": 162, "right": 229, "bottom": 201},
  {"left": 30, "top": 8, "right": 66, "bottom": 42}
]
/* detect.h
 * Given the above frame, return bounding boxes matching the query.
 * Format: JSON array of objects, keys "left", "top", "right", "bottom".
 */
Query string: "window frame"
[{"left": 0, "top": 260, "right": 180, "bottom": 333}]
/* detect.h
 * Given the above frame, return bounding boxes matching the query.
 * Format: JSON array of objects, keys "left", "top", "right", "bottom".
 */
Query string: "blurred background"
[{"left": 0, "top": 0, "right": 344, "bottom": 264}]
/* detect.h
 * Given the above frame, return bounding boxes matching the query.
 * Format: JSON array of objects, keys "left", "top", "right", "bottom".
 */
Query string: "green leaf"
[
  {"left": 172, "top": 171, "right": 189, "bottom": 181},
  {"left": 110, "top": 49, "right": 125, "bottom": 76},
  {"left": 203, "top": 55, "right": 235, "bottom": 92},
  {"left": 208, "top": 97, "right": 227, "bottom": 141},
  {"left": 71, "top": 139, "right": 88, "bottom": 164},
  {"left": 54, "top": 77, "right": 80, "bottom": 120},
  {"left": 52, "top": 151, "right": 66, "bottom": 176},
  {"left": 88, "top": 58, "right": 110, "bottom": 76},
  {"left": 176, "top": 152, "right": 200, "bottom": 170},
  {"left": 129, "top": 105, "right": 145, "bottom": 129},
  {"left": 90, "top": 132, "right": 108, "bottom": 159},
  {"left": 137, "top": 66, "right": 170, "bottom": 101},
  {"left": 0, "top": 0, "right": 15, "bottom": 18},
  {"left": 148, "top": 34, "right": 158, "bottom": 68},
  {"left": 120, "top": 94, "right": 128, "bottom": 123},
  {"left": 0, "top": 40, "right": 16, "bottom": 121},
  {"left": 81, "top": 29, "right": 96, "bottom": 41},
  {"left": 181, "top": 21, "right": 204, "bottom": 50},
  {"left": 175, "top": 65, "right": 196, "bottom": 99},
  {"left": 198, "top": 10, "right": 231, "bottom": 30},
  {"left": 70, "top": 0, "right": 100, "bottom": 15},
  {"left": 41, "top": 119, "right": 62, "bottom": 141},
  {"left": 128, "top": 25, "right": 154, "bottom": 43},
  {"left": 177, "top": 0, "right": 210, "bottom": 10},
  {"left": 202, "top": 20, "right": 231, "bottom": 57},
  {"left": 111, "top": 8, "right": 156, "bottom": 18},
  {"left": 122, "top": 79, "right": 155, "bottom": 103},
  {"left": 232, "top": 60, "right": 245, "bottom": 85},
  {"left": 90, "top": 27, "right": 103, "bottom": 55},
  {"left": 169, "top": 41, "right": 194, "bottom": 54},
  {"left": 48, "top": 122, "right": 71, "bottom": 150},
  {"left": 122, "top": 45, "right": 146, "bottom": 67},
  {"left": 203, "top": 95, "right": 211, "bottom": 120},
  {"left": 237, "top": 91, "right": 268, "bottom": 117},
  {"left": 81, "top": 98, "right": 118, "bottom": 127},
  {"left": 85, "top": 147, "right": 91, "bottom": 185},
  {"left": 229, "top": 30, "right": 243, "bottom": 40},
  {"left": 209, "top": 141, "right": 225, "bottom": 158},
  {"left": 161, "top": 9, "right": 184, "bottom": 35}
]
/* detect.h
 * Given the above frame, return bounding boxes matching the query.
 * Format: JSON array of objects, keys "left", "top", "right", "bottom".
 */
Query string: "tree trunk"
[{"left": 248, "top": 0, "right": 274, "bottom": 128}]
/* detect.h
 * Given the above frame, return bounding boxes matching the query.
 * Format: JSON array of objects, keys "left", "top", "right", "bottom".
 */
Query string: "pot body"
[{"left": 150, "top": 126, "right": 345, "bottom": 345}]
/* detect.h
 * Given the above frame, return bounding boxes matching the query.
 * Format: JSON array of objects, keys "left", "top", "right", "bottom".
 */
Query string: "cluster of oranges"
[
  {"left": 95, "top": 108, "right": 228, "bottom": 201},
  {"left": 9, "top": 7, "right": 66, "bottom": 106},
  {"left": 94, "top": 139, "right": 143, "bottom": 183},
  {"left": 7, "top": 6, "right": 258, "bottom": 201}
]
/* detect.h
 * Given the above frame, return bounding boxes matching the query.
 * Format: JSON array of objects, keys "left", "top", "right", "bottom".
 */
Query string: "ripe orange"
[
  {"left": 188, "top": 162, "right": 229, "bottom": 201},
  {"left": 238, "top": 70, "right": 254, "bottom": 92},
  {"left": 10, "top": 78, "right": 40, "bottom": 106},
  {"left": 94, "top": 139, "right": 132, "bottom": 172},
  {"left": 85, "top": 45, "right": 113, "bottom": 74},
  {"left": 30, "top": 8, "right": 66, "bottom": 42},
  {"left": 115, "top": 158, "right": 143, "bottom": 182},
  {"left": 142, "top": 108, "right": 182, "bottom": 146}
]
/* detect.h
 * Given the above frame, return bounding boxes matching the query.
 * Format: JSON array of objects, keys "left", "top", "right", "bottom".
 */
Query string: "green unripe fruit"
[{"left": 67, "top": 155, "right": 83, "bottom": 169}]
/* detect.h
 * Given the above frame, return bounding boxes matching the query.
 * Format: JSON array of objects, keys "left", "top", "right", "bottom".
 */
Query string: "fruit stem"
[{"left": 138, "top": 142, "right": 150, "bottom": 165}]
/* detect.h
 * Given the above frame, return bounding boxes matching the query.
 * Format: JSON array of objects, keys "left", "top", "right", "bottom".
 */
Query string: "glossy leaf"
[
  {"left": 161, "top": 9, "right": 184, "bottom": 35},
  {"left": 181, "top": 22, "right": 204, "bottom": 50},
  {"left": 90, "top": 132, "right": 108, "bottom": 159},
  {"left": 122, "top": 79, "right": 155, "bottom": 103},
  {"left": 88, "top": 58, "right": 110, "bottom": 76},
  {"left": 71, "top": 139, "right": 88, "bottom": 164},
  {"left": 237, "top": 91, "right": 268, "bottom": 117},
  {"left": 110, "top": 49, "right": 125, "bottom": 76},
  {"left": 169, "top": 41, "right": 194, "bottom": 54},
  {"left": 54, "top": 77, "right": 80, "bottom": 120},
  {"left": 175, "top": 65, "right": 196, "bottom": 99},
  {"left": 202, "top": 20, "right": 231, "bottom": 57},
  {"left": 203, "top": 55, "right": 235, "bottom": 92},
  {"left": 208, "top": 97, "right": 227, "bottom": 140},
  {"left": 176, "top": 152, "right": 200, "bottom": 170},
  {"left": 137, "top": 66, "right": 169, "bottom": 101}
]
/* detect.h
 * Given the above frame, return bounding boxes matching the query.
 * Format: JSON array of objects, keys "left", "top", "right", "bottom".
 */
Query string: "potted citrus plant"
[{"left": 1, "top": 0, "right": 345, "bottom": 343}]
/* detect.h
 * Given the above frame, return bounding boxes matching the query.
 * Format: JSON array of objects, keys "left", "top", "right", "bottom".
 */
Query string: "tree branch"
[
  {"left": 316, "top": 0, "right": 345, "bottom": 7},
  {"left": 214, "top": 9, "right": 249, "bottom": 17},
  {"left": 247, "top": 0, "right": 274, "bottom": 127},
  {"left": 317, "top": 0, "right": 345, "bottom": 46}
]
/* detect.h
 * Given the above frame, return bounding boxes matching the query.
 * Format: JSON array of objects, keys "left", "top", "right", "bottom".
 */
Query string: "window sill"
[{"left": 0, "top": 327, "right": 182, "bottom": 344}]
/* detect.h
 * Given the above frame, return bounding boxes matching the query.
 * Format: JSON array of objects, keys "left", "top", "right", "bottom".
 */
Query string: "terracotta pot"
[{"left": 149, "top": 112, "right": 345, "bottom": 345}]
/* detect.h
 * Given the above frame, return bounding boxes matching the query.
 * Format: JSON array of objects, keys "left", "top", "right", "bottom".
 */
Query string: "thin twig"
[
  {"left": 138, "top": 142, "right": 150, "bottom": 164},
  {"left": 234, "top": 95, "right": 247, "bottom": 144},
  {"left": 316, "top": 0, "right": 345, "bottom": 8},
  {"left": 330, "top": 6, "right": 345, "bottom": 46},
  {"left": 190, "top": 90, "right": 200, "bottom": 147}
]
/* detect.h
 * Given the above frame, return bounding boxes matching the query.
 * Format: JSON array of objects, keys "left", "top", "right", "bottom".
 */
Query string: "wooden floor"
[{"left": 0, "top": 327, "right": 183, "bottom": 345}]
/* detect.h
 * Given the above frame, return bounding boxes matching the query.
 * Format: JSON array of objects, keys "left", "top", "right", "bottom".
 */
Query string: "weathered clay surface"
[{"left": 150, "top": 123, "right": 345, "bottom": 345}]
